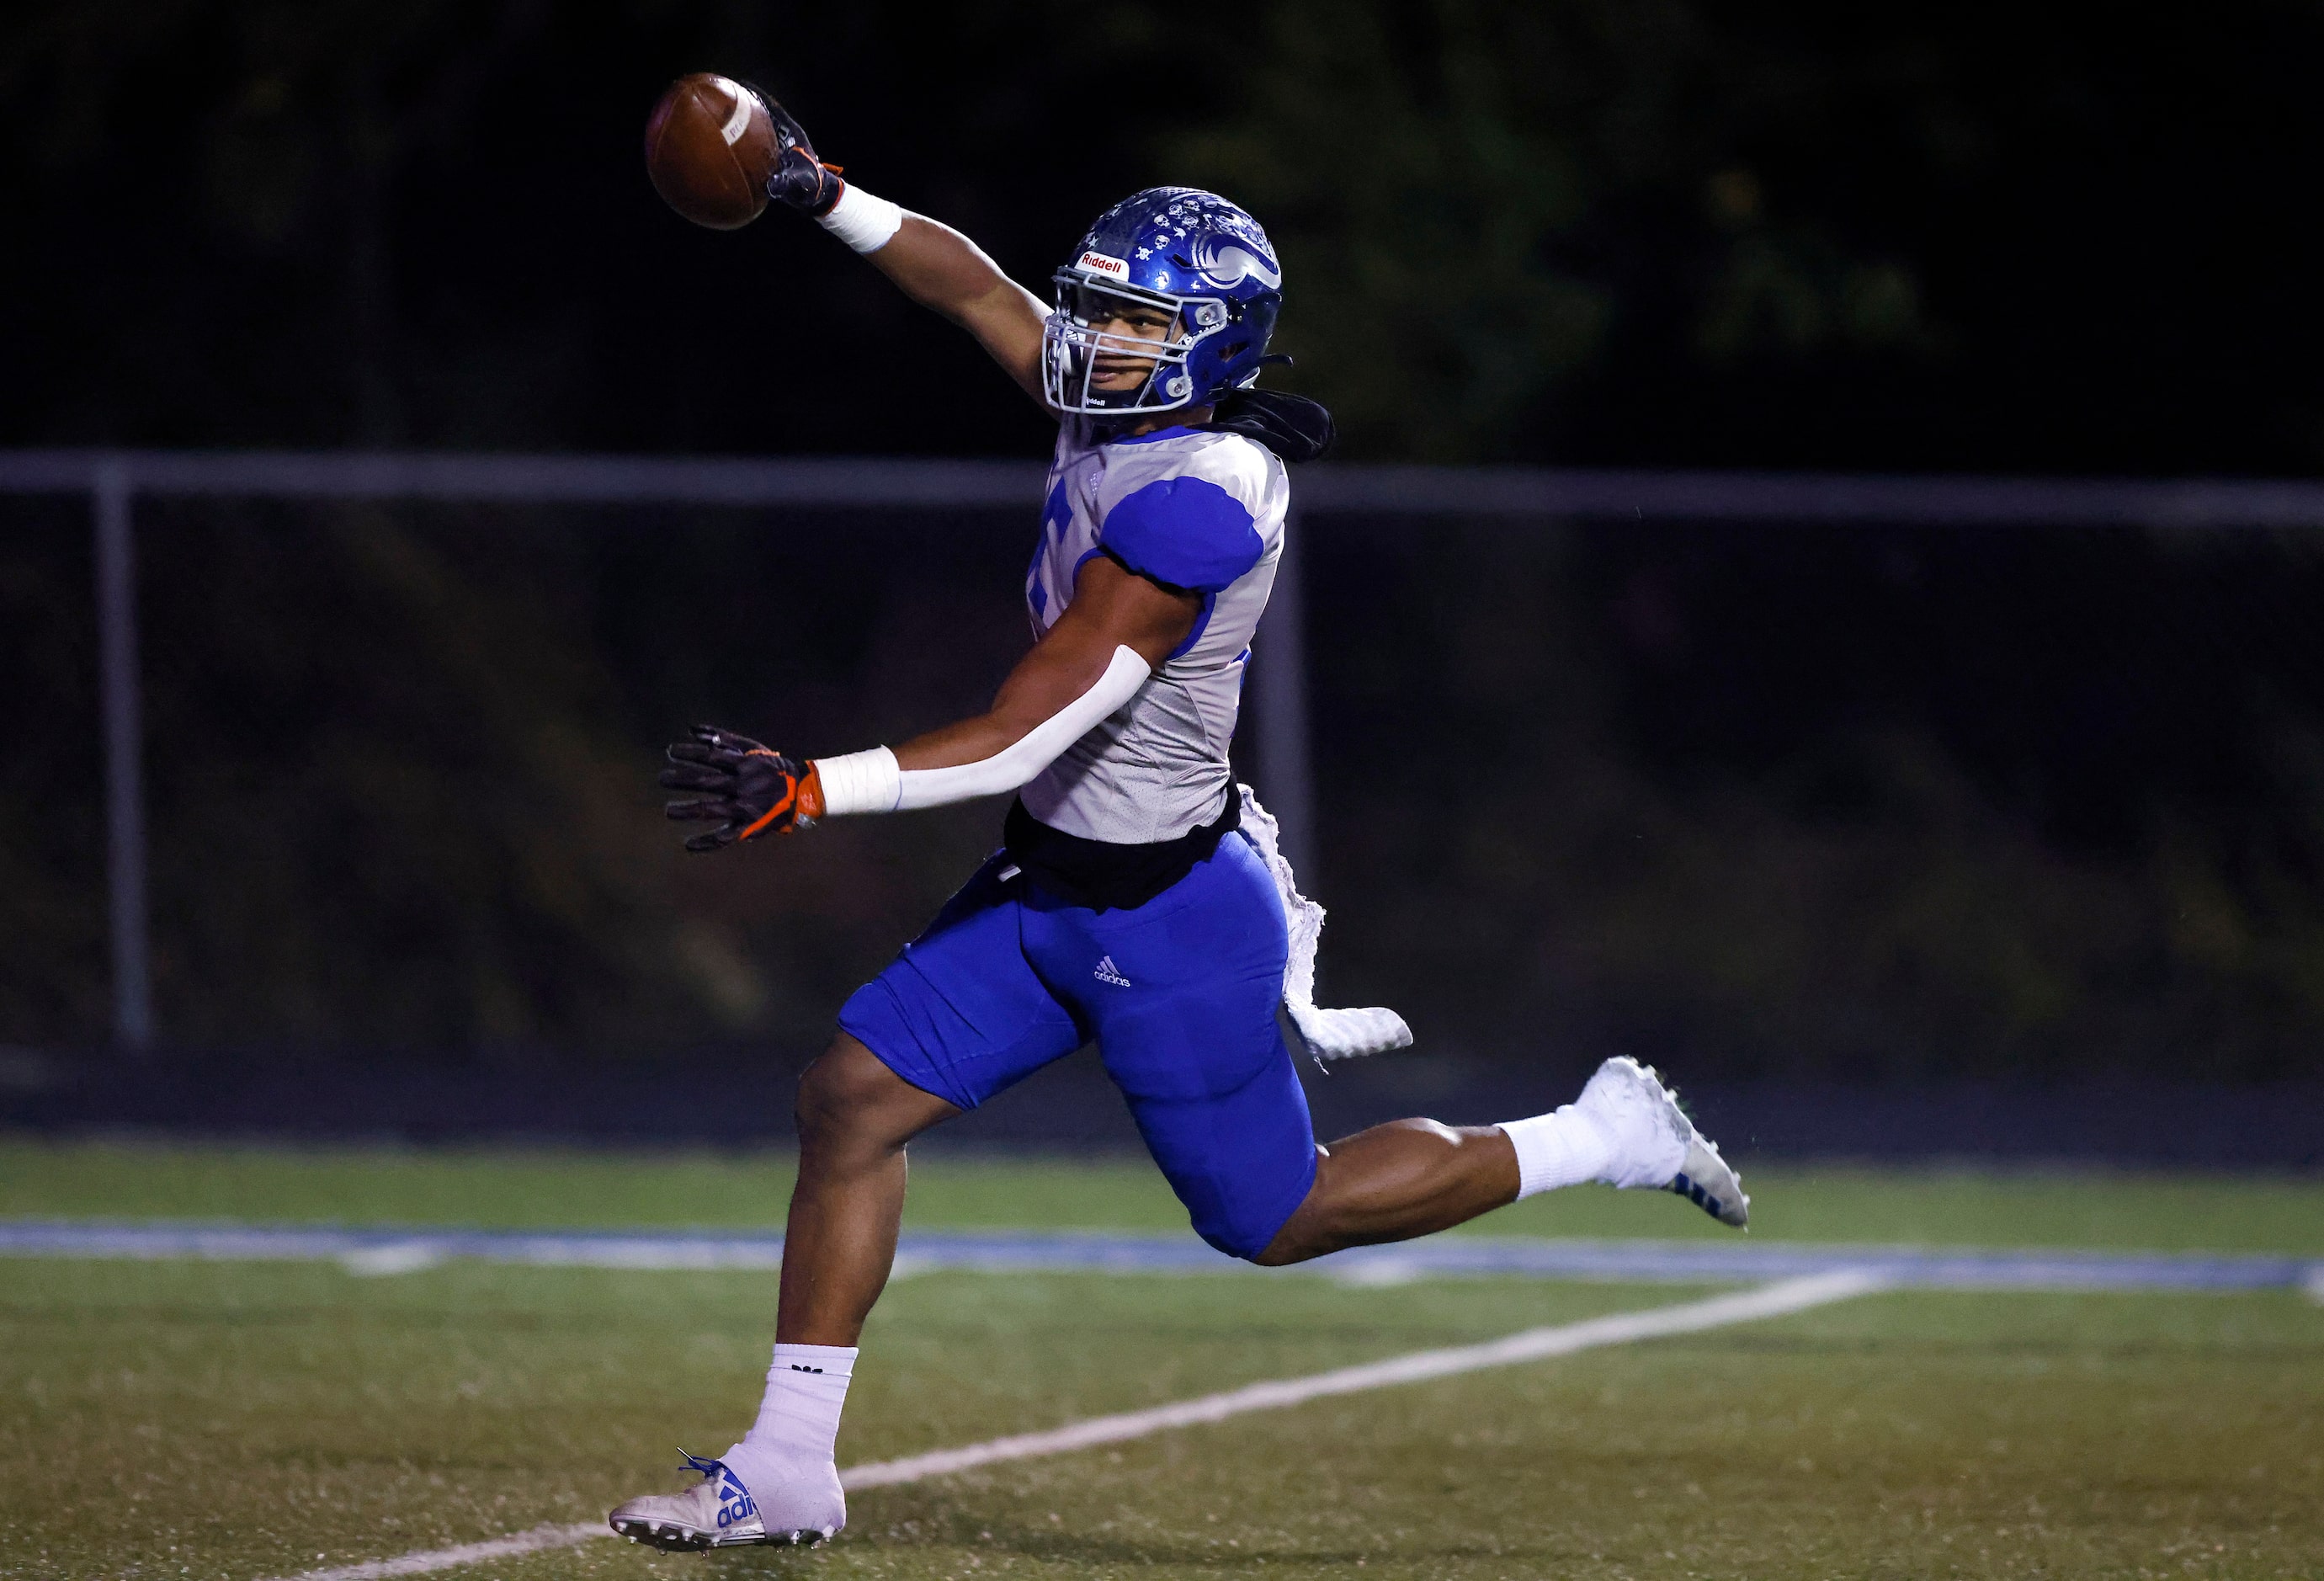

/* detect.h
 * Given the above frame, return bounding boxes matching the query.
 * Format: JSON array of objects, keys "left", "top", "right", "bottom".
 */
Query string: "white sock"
[
  {"left": 721, "top": 1343, "right": 855, "bottom": 1497},
  {"left": 1497, "top": 1106, "right": 1617, "bottom": 1199}
]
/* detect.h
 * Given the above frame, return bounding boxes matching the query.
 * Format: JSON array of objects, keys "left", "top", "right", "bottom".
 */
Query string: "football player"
[{"left": 611, "top": 93, "right": 1748, "bottom": 1551}]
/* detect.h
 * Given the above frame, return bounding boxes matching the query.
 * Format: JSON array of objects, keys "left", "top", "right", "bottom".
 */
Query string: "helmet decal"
[{"left": 1189, "top": 235, "right": 1281, "bottom": 292}]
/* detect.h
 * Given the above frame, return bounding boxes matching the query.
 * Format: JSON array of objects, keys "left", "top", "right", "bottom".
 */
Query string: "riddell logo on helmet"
[{"left": 1077, "top": 251, "right": 1130, "bottom": 280}]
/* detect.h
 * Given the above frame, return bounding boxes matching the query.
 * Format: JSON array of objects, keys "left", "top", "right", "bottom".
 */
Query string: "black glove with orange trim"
[
  {"left": 742, "top": 83, "right": 844, "bottom": 217},
  {"left": 660, "top": 725, "right": 823, "bottom": 852}
]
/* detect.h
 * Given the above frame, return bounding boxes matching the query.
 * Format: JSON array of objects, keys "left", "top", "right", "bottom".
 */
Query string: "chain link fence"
[{"left": 4, "top": 454, "right": 2321, "bottom": 1155}]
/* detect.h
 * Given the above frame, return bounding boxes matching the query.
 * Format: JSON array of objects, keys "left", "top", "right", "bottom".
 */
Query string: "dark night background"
[
  {"left": 4, "top": 1, "right": 2323, "bottom": 1150},
  {"left": 10, "top": 2, "right": 2324, "bottom": 469}
]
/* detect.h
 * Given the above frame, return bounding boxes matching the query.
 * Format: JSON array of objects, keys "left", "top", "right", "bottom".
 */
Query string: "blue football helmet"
[{"left": 1041, "top": 188, "right": 1284, "bottom": 417}]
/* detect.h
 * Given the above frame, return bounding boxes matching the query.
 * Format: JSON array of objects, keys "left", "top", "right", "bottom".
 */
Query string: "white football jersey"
[{"left": 1019, "top": 419, "right": 1289, "bottom": 844}]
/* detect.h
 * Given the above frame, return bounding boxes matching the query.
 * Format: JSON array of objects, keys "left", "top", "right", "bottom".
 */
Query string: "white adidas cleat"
[
  {"left": 1573, "top": 1056, "right": 1750, "bottom": 1228},
  {"left": 607, "top": 1452, "right": 840, "bottom": 1551}
]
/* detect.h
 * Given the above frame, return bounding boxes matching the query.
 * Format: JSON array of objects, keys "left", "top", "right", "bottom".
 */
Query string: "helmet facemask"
[{"left": 1043, "top": 274, "right": 1236, "bottom": 416}]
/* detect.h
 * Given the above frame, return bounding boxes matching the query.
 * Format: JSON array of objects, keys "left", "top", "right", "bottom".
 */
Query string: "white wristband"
[
  {"left": 811, "top": 747, "right": 901, "bottom": 817},
  {"left": 816, "top": 183, "right": 904, "bottom": 254}
]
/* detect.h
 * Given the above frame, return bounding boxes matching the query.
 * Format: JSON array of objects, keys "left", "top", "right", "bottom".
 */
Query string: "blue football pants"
[{"left": 838, "top": 831, "right": 1318, "bottom": 1259}]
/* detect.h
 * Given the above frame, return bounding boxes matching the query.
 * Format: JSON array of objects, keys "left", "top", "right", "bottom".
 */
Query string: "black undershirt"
[{"left": 1004, "top": 780, "right": 1242, "bottom": 913}]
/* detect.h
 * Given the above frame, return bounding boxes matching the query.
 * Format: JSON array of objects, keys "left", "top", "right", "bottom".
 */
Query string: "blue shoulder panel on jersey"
[{"left": 1098, "top": 477, "right": 1263, "bottom": 594}]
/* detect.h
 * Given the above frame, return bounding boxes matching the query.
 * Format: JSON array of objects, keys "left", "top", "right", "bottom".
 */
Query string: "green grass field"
[{"left": 3, "top": 1139, "right": 2321, "bottom": 1580}]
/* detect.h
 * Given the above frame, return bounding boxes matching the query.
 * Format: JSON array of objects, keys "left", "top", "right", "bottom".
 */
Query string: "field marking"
[
  {"left": 339, "top": 1243, "right": 446, "bottom": 1278},
  {"left": 269, "top": 1523, "right": 606, "bottom": 1581},
  {"left": 4, "top": 1217, "right": 2315, "bottom": 1293},
  {"left": 839, "top": 1270, "right": 1885, "bottom": 1489},
  {"left": 262, "top": 1270, "right": 1882, "bottom": 1581}
]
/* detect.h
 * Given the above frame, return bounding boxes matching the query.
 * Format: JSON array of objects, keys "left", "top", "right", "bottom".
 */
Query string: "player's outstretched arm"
[
  {"left": 659, "top": 557, "right": 1194, "bottom": 849},
  {"left": 757, "top": 92, "right": 1048, "bottom": 402},
  {"left": 863, "top": 218, "right": 1050, "bottom": 403}
]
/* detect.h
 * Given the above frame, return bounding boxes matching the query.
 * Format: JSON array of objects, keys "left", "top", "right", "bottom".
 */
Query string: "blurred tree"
[
  {"left": 1167, "top": 1, "right": 1614, "bottom": 458},
  {"left": 1160, "top": 0, "right": 2021, "bottom": 461}
]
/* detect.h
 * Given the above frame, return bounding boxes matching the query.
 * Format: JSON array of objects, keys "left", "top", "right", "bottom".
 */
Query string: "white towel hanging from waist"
[{"left": 1236, "top": 783, "right": 1414, "bottom": 1063}]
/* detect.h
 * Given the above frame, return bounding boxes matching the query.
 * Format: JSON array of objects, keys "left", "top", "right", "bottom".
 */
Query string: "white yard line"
[
  {"left": 266, "top": 1524, "right": 609, "bottom": 1580},
  {"left": 264, "top": 1270, "right": 1883, "bottom": 1581}
]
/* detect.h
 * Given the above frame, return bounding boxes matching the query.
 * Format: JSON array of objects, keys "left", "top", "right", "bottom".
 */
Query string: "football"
[{"left": 644, "top": 73, "right": 777, "bottom": 230}]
